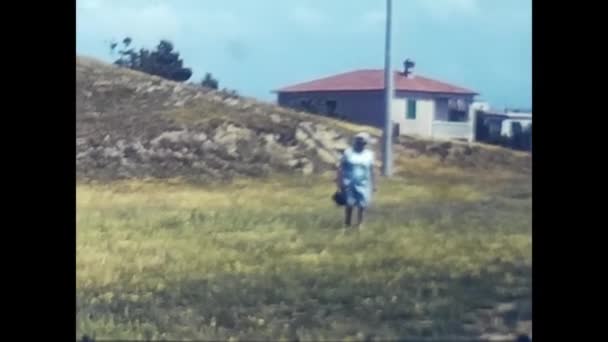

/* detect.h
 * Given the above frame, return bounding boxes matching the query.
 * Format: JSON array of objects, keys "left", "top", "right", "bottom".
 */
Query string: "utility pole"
[{"left": 382, "top": 0, "right": 393, "bottom": 176}]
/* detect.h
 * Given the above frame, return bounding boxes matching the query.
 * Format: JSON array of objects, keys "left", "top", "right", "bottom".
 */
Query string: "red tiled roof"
[{"left": 275, "top": 69, "right": 477, "bottom": 95}]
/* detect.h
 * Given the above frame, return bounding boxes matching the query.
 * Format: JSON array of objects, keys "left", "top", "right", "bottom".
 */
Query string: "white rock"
[
  {"left": 270, "top": 114, "right": 281, "bottom": 123},
  {"left": 151, "top": 131, "right": 187, "bottom": 146},
  {"left": 116, "top": 139, "right": 126, "bottom": 150},
  {"left": 192, "top": 132, "right": 208, "bottom": 142},
  {"left": 103, "top": 147, "right": 121, "bottom": 158},
  {"left": 224, "top": 98, "right": 239, "bottom": 106},
  {"left": 317, "top": 148, "right": 338, "bottom": 164},
  {"left": 496, "top": 302, "right": 517, "bottom": 314},
  {"left": 301, "top": 161, "right": 314, "bottom": 175},
  {"left": 202, "top": 140, "right": 218, "bottom": 150}
]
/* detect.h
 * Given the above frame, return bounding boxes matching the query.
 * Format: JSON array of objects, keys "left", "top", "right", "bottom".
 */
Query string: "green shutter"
[{"left": 406, "top": 99, "right": 417, "bottom": 119}]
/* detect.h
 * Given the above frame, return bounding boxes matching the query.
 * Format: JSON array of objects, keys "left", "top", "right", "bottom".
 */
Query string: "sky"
[{"left": 77, "top": 0, "right": 531, "bottom": 109}]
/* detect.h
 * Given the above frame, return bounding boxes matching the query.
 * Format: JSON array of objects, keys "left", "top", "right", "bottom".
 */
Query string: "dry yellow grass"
[{"left": 77, "top": 171, "right": 531, "bottom": 341}]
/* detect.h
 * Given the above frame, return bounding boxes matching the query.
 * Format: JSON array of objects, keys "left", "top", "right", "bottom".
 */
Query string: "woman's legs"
[
  {"left": 344, "top": 187, "right": 368, "bottom": 228},
  {"left": 356, "top": 207, "right": 365, "bottom": 227},
  {"left": 344, "top": 206, "right": 353, "bottom": 227},
  {"left": 345, "top": 206, "right": 366, "bottom": 228}
]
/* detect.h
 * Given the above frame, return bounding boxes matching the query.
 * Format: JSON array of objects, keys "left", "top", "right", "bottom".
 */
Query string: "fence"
[{"left": 431, "top": 121, "right": 473, "bottom": 142}]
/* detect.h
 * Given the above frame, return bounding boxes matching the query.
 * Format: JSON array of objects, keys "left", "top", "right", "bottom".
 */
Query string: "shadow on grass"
[{"left": 78, "top": 258, "right": 531, "bottom": 341}]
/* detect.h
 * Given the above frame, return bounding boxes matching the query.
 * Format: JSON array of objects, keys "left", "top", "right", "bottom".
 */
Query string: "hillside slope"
[
  {"left": 76, "top": 56, "right": 530, "bottom": 181},
  {"left": 76, "top": 57, "right": 531, "bottom": 340}
]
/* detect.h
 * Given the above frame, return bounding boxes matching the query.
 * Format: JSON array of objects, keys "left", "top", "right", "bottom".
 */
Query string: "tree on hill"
[
  {"left": 110, "top": 37, "right": 193, "bottom": 82},
  {"left": 201, "top": 73, "right": 219, "bottom": 90}
]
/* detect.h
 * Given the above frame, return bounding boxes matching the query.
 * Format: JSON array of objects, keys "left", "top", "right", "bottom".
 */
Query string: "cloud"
[
  {"left": 225, "top": 40, "right": 249, "bottom": 62},
  {"left": 334, "top": 9, "right": 385, "bottom": 34},
  {"left": 77, "top": 0, "right": 256, "bottom": 54},
  {"left": 77, "top": 0, "right": 101, "bottom": 10},
  {"left": 77, "top": 1, "right": 182, "bottom": 47},
  {"left": 181, "top": 10, "right": 248, "bottom": 40},
  {"left": 289, "top": 6, "right": 327, "bottom": 28},
  {"left": 361, "top": 9, "right": 385, "bottom": 28},
  {"left": 415, "top": 0, "right": 481, "bottom": 20}
]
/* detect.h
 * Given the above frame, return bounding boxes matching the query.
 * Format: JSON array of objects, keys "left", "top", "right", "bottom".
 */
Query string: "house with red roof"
[{"left": 274, "top": 62, "right": 479, "bottom": 142}]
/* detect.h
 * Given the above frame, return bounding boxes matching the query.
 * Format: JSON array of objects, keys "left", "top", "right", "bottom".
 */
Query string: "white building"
[
  {"left": 501, "top": 112, "right": 532, "bottom": 137},
  {"left": 472, "top": 101, "right": 491, "bottom": 112},
  {"left": 474, "top": 103, "right": 532, "bottom": 138}
]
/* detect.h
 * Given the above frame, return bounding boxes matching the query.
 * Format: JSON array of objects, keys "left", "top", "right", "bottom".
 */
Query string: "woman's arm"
[
  {"left": 370, "top": 164, "right": 377, "bottom": 192},
  {"left": 336, "top": 150, "right": 348, "bottom": 189},
  {"left": 370, "top": 152, "right": 377, "bottom": 192}
]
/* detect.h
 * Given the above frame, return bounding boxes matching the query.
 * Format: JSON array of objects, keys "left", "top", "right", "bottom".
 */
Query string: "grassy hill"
[
  {"left": 76, "top": 56, "right": 530, "bottom": 182},
  {"left": 76, "top": 57, "right": 531, "bottom": 341}
]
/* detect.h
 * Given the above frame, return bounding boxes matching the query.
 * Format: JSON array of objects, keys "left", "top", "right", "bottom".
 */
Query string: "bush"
[
  {"left": 201, "top": 73, "right": 219, "bottom": 90},
  {"left": 111, "top": 37, "right": 193, "bottom": 82}
]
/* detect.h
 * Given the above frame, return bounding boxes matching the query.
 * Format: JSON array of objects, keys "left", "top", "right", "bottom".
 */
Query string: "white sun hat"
[{"left": 354, "top": 132, "right": 371, "bottom": 143}]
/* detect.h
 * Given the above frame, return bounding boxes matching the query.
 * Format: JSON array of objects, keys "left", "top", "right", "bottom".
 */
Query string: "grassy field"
[{"left": 76, "top": 171, "right": 531, "bottom": 341}]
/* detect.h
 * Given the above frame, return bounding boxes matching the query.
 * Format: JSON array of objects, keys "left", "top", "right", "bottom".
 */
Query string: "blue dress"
[{"left": 340, "top": 147, "right": 374, "bottom": 208}]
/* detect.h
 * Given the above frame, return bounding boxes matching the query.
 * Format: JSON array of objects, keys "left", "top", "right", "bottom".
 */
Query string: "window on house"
[
  {"left": 447, "top": 98, "right": 468, "bottom": 122},
  {"left": 489, "top": 121, "right": 501, "bottom": 137},
  {"left": 511, "top": 122, "right": 523, "bottom": 135},
  {"left": 299, "top": 99, "right": 318, "bottom": 114},
  {"left": 448, "top": 110, "right": 468, "bottom": 122},
  {"left": 325, "top": 100, "right": 337, "bottom": 116},
  {"left": 406, "top": 99, "right": 416, "bottom": 119}
]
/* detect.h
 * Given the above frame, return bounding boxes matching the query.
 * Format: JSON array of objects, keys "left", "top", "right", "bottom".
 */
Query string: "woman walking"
[{"left": 336, "top": 132, "right": 376, "bottom": 229}]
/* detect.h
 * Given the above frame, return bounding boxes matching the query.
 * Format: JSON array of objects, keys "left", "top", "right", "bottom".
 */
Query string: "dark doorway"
[
  {"left": 393, "top": 123, "right": 400, "bottom": 137},
  {"left": 325, "top": 100, "right": 337, "bottom": 117}
]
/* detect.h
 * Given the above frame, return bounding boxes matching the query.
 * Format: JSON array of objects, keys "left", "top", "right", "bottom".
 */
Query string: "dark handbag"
[{"left": 332, "top": 190, "right": 346, "bottom": 206}]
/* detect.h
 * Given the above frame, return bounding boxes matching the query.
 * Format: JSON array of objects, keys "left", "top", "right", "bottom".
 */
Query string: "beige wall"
[
  {"left": 391, "top": 92, "right": 475, "bottom": 139},
  {"left": 434, "top": 98, "right": 450, "bottom": 121},
  {"left": 432, "top": 121, "right": 473, "bottom": 141},
  {"left": 278, "top": 90, "right": 476, "bottom": 141},
  {"left": 391, "top": 92, "right": 435, "bottom": 137}
]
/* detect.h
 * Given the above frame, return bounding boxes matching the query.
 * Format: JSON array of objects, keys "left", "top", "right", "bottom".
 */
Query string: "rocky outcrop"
[
  {"left": 76, "top": 56, "right": 531, "bottom": 182},
  {"left": 76, "top": 121, "right": 354, "bottom": 181},
  {"left": 77, "top": 57, "right": 363, "bottom": 181}
]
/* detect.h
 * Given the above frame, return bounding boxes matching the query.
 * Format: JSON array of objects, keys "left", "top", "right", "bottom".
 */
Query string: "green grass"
[{"left": 76, "top": 172, "right": 531, "bottom": 341}]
